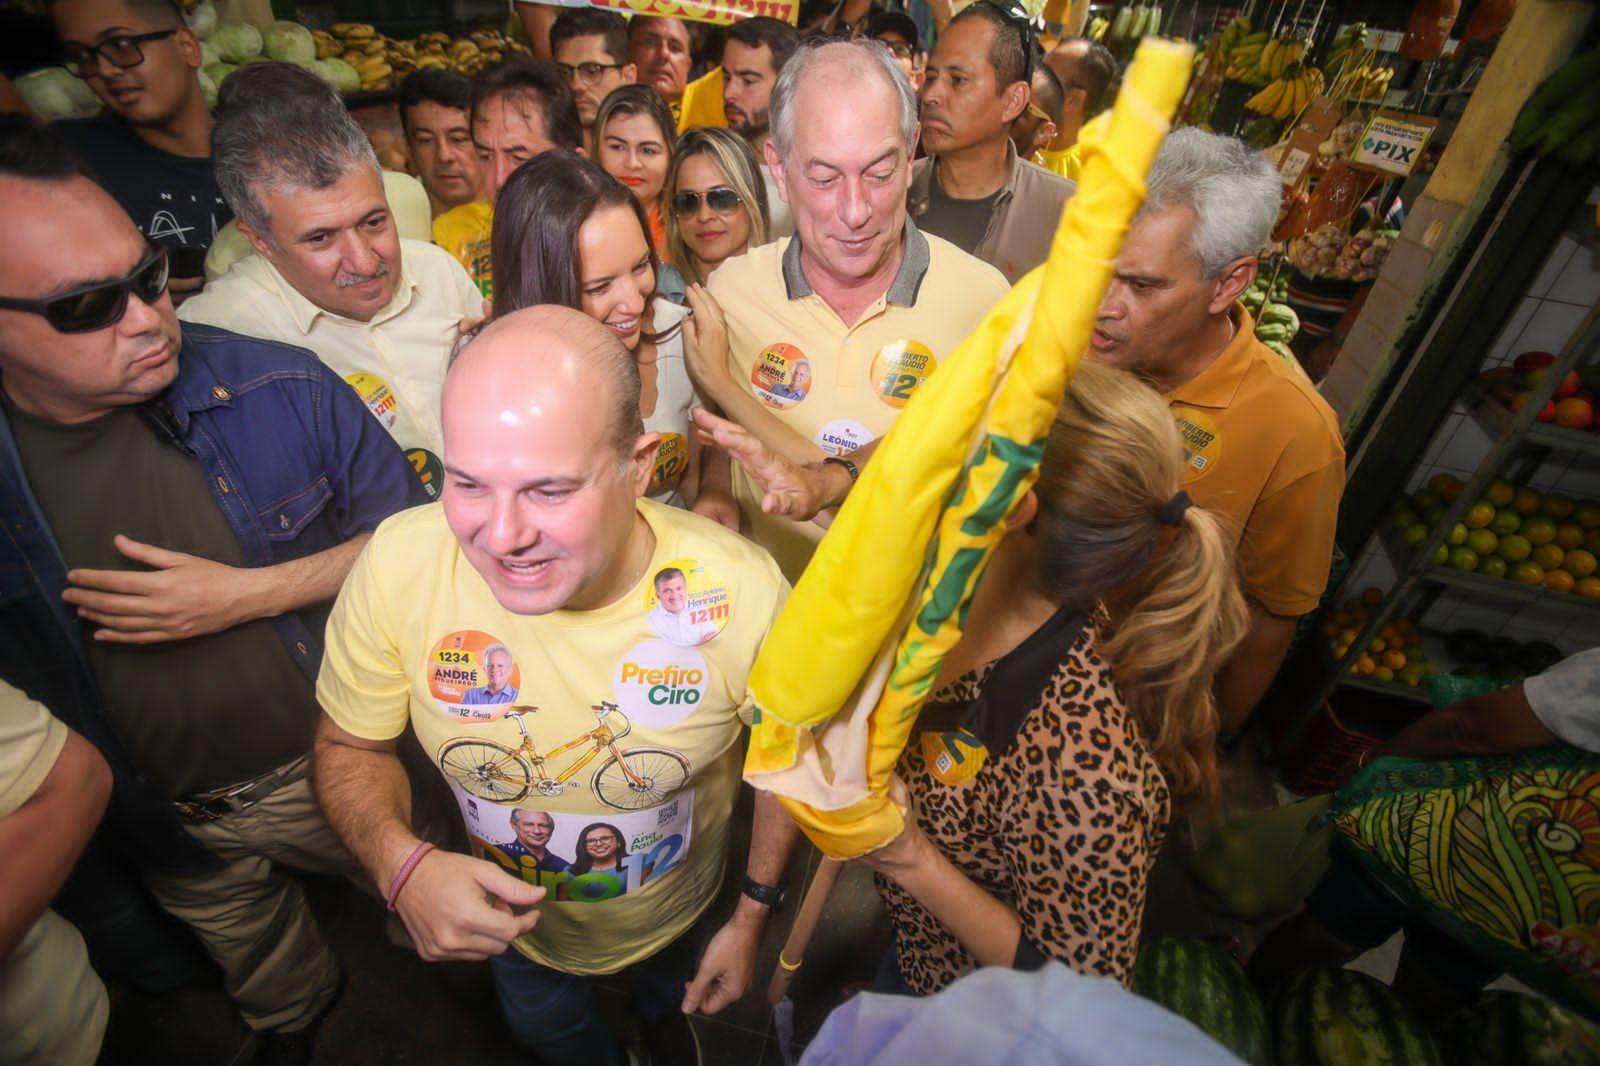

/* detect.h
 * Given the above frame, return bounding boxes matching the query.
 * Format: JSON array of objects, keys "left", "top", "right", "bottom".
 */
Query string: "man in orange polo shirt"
[{"left": 1091, "top": 129, "right": 1344, "bottom": 732}]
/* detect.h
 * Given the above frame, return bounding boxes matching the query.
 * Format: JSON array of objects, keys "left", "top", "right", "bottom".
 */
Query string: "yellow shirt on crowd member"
[
  {"left": 1033, "top": 143, "right": 1083, "bottom": 181},
  {"left": 1166, "top": 305, "right": 1345, "bottom": 617},
  {"left": 316, "top": 500, "right": 789, "bottom": 975},
  {"left": 433, "top": 200, "right": 495, "bottom": 300},
  {"left": 179, "top": 239, "right": 482, "bottom": 501},
  {"left": 0, "top": 683, "right": 108, "bottom": 1066},
  {"left": 677, "top": 66, "right": 728, "bottom": 134},
  {"left": 203, "top": 170, "right": 435, "bottom": 285},
  {"left": 708, "top": 221, "right": 1009, "bottom": 579}
]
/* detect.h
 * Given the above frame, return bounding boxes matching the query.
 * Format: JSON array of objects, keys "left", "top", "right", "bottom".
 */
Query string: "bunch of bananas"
[
  {"left": 1331, "top": 63, "right": 1393, "bottom": 103},
  {"left": 1244, "top": 65, "right": 1325, "bottom": 121},
  {"left": 1321, "top": 21, "right": 1368, "bottom": 81},
  {"left": 312, "top": 23, "right": 530, "bottom": 92},
  {"left": 1087, "top": 15, "right": 1109, "bottom": 41},
  {"left": 1221, "top": 25, "right": 1271, "bottom": 85},
  {"left": 1509, "top": 48, "right": 1600, "bottom": 167}
]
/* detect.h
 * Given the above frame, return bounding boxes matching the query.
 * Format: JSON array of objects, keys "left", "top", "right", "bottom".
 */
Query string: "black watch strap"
[
  {"left": 740, "top": 874, "right": 786, "bottom": 910},
  {"left": 821, "top": 455, "right": 860, "bottom": 483}
]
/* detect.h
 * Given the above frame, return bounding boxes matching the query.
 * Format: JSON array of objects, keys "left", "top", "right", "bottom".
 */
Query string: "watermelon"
[
  {"left": 1272, "top": 968, "right": 1442, "bottom": 1066},
  {"left": 1447, "top": 991, "right": 1600, "bottom": 1065},
  {"left": 1131, "top": 937, "right": 1271, "bottom": 1065}
]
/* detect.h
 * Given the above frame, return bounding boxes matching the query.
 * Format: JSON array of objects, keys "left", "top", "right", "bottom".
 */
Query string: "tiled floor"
[{"left": 99, "top": 746, "right": 1283, "bottom": 1065}]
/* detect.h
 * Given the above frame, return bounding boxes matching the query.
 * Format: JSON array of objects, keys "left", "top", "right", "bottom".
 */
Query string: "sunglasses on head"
[
  {"left": 975, "top": 0, "right": 1035, "bottom": 84},
  {"left": 0, "top": 246, "right": 170, "bottom": 334},
  {"left": 671, "top": 187, "right": 743, "bottom": 217}
]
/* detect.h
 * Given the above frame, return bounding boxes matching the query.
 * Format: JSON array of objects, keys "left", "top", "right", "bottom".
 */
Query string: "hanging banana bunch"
[{"left": 1245, "top": 63, "right": 1326, "bottom": 122}]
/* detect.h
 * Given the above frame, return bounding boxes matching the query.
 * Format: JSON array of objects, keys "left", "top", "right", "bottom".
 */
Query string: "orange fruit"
[
  {"left": 1490, "top": 509, "right": 1522, "bottom": 535},
  {"left": 1514, "top": 487, "right": 1546, "bottom": 515},
  {"left": 1497, "top": 533, "right": 1532, "bottom": 562},
  {"left": 1368, "top": 637, "right": 1387, "bottom": 654},
  {"left": 1544, "top": 494, "right": 1576, "bottom": 520},
  {"left": 1587, "top": 529, "right": 1600, "bottom": 555},
  {"left": 1578, "top": 503, "right": 1600, "bottom": 529},
  {"left": 1546, "top": 569, "right": 1577, "bottom": 594},
  {"left": 1556, "top": 522, "right": 1585, "bottom": 550},
  {"left": 1354, "top": 655, "right": 1376, "bottom": 676},
  {"left": 1381, "top": 650, "right": 1407, "bottom": 670},
  {"left": 1523, "top": 515, "right": 1558, "bottom": 545},
  {"left": 1510, "top": 560, "right": 1546, "bottom": 584},
  {"left": 1467, "top": 529, "right": 1500, "bottom": 556},
  {"left": 1486, "top": 479, "right": 1517, "bottom": 507},
  {"left": 1579, "top": 576, "right": 1600, "bottom": 599},
  {"left": 1564, "top": 549, "right": 1598, "bottom": 578},
  {"left": 1432, "top": 543, "right": 1450, "bottom": 565},
  {"left": 1373, "top": 666, "right": 1396, "bottom": 682},
  {"left": 1449, "top": 547, "right": 1480, "bottom": 571},
  {"left": 1481, "top": 555, "right": 1509, "bottom": 579},
  {"left": 1534, "top": 543, "right": 1567, "bottom": 571},
  {"left": 1465, "top": 501, "right": 1496, "bottom": 529}
]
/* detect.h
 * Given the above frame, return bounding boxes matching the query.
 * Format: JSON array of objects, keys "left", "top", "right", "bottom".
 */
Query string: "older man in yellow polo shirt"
[
  {"left": 690, "top": 37, "right": 1009, "bottom": 580},
  {"left": 180, "top": 64, "right": 482, "bottom": 502},
  {"left": 1091, "top": 129, "right": 1345, "bottom": 732}
]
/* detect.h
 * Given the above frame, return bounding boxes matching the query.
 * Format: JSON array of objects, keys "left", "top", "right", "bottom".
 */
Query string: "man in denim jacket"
[{"left": 0, "top": 117, "right": 424, "bottom": 1065}]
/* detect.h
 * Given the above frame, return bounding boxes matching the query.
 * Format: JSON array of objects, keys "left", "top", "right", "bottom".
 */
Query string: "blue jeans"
[{"left": 489, "top": 921, "right": 705, "bottom": 1065}]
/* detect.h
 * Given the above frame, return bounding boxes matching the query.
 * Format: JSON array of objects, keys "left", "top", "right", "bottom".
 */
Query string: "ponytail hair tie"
[{"left": 1158, "top": 490, "right": 1193, "bottom": 527}]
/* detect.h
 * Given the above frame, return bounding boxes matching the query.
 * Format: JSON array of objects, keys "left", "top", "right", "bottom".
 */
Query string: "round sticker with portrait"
[
  {"left": 345, "top": 371, "right": 400, "bottom": 431},
  {"left": 428, "top": 630, "right": 524, "bottom": 722},
  {"left": 650, "top": 432, "right": 690, "bottom": 498},
  {"left": 641, "top": 558, "right": 730, "bottom": 647},
  {"left": 750, "top": 343, "right": 812, "bottom": 411},
  {"left": 869, "top": 340, "right": 938, "bottom": 409}
]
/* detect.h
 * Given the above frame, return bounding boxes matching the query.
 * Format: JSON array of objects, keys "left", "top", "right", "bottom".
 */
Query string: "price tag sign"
[
  {"left": 1350, "top": 109, "right": 1438, "bottom": 176},
  {"left": 1277, "top": 97, "right": 1346, "bottom": 187}
]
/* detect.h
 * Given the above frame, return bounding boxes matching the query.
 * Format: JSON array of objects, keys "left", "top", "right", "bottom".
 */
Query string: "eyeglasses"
[
  {"left": 0, "top": 247, "right": 169, "bottom": 334},
  {"left": 557, "top": 61, "right": 624, "bottom": 87},
  {"left": 671, "top": 187, "right": 743, "bottom": 217},
  {"left": 875, "top": 38, "right": 917, "bottom": 59},
  {"left": 62, "top": 30, "right": 179, "bottom": 77},
  {"left": 1025, "top": 100, "right": 1053, "bottom": 124}
]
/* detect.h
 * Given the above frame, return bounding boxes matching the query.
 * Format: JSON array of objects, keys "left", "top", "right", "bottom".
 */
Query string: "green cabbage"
[
  {"left": 316, "top": 57, "right": 361, "bottom": 94},
  {"left": 198, "top": 69, "right": 218, "bottom": 110},
  {"left": 15, "top": 66, "right": 102, "bottom": 121},
  {"left": 200, "top": 38, "right": 220, "bottom": 67},
  {"left": 184, "top": 0, "right": 218, "bottom": 39},
  {"left": 203, "top": 61, "right": 239, "bottom": 86},
  {"left": 263, "top": 21, "right": 315, "bottom": 65},
  {"left": 213, "top": 22, "right": 263, "bottom": 63}
]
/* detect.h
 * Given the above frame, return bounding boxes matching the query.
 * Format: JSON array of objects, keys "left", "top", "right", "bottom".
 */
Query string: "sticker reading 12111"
[
  {"left": 428, "top": 630, "right": 524, "bottom": 722},
  {"left": 642, "top": 558, "right": 729, "bottom": 647}
]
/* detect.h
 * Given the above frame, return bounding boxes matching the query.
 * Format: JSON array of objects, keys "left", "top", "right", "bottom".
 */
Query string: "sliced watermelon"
[
  {"left": 1447, "top": 991, "right": 1600, "bottom": 1065},
  {"left": 1132, "top": 937, "right": 1271, "bottom": 1065},
  {"left": 1271, "top": 968, "right": 1442, "bottom": 1066}
]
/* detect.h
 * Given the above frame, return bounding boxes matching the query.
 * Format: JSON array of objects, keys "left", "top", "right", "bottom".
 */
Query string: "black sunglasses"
[
  {"left": 976, "top": 0, "right": 1035, "bottom": 84},
  {"left": 671, "top": 187, "right": 743, "bottom": 217},
  {"left": 63, "top": 29, "right": 179, "bottom": 77},
  {"left": 0, "top": 247, "right": 170, "bottom": 334}
]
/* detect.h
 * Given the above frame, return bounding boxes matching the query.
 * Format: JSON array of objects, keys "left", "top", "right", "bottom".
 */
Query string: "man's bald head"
[
  {"left": 447, "top": 305, "right": 643, "bottom": 457},
  {"left": 1047, "top": 37, "right": 1116, "bottom": 120}
]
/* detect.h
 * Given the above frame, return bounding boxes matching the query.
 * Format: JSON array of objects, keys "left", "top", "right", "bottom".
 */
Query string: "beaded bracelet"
[{"left": 386, "top": 842, "right": 436, "bottom": 911}]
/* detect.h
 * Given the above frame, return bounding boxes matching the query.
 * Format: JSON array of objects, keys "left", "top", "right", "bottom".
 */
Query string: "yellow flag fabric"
[
  {"left": 742, "top": 40, "right": 1195, "bottom": 859},
  {"left": 677, "top": 66, "right": 728, "bottom": 134}
]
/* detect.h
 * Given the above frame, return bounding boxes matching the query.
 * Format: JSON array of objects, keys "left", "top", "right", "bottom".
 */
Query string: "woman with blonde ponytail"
[{"left": 863, "top": 362, "right": 1249, "bottom": 994}]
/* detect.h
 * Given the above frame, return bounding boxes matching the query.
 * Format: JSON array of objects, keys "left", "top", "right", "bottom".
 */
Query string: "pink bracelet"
[{"left": 386, "top": 842, "right": 435, "bottom": 911}]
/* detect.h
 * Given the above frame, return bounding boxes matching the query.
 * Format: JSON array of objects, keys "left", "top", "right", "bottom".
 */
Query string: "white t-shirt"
[
  {"left": 644, "top": 298, "right": 703, "bottom": 508},
  {"left": 1524, "top": 648, "right": 1600, "bottom": 753}
]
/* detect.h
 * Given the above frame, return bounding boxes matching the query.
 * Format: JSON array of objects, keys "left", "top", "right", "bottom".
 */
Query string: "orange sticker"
[
  {"left": 750, "top": 343, "right": 812, "bottom": 410},
  {"left": 651, "top": 432, "right": 690, "bottom": 497},
  {"left": 428, "top": 630, "right": 524, "bottom": 722},
  {"left": 1172, "top": 407, "right": 1221, "bottom": 484},
  {"left": 869, "top": 340, "right": 937, "bottom": 408}
]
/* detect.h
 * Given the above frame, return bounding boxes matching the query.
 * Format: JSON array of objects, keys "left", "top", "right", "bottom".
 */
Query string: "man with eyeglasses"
[
  {"left": 908, "top": 1, "right": 1074, "bottom": 282},
  {"left": 49, "top": 0, "right": 227, "bottom": 303},
  {"left": 865, "top": 10, "right": 926, "bottom": 93},
  {"left": 550, "top": 9, "right": 634, "bottom": 156},
  {"left": 0, "top": 115, "right": 424, "bottom": 1066},
  {"left": 722, "top": 16, "right": 799, "bottom": 240},
  {"left": 180, "top": 64, "right": 484, "bottom": 503}
]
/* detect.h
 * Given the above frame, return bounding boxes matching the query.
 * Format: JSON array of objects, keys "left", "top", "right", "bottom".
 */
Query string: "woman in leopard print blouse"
[{"left": 863, "top": 363, "right": 1249, "bottom": 994}]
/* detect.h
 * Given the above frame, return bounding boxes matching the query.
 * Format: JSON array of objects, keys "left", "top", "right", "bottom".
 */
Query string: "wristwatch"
[
  {"left": 821, "top": 455, "right": 860, "bottom": 484},
  {"left": 740, "top": 874, "right": 787, "bottom": 910}
]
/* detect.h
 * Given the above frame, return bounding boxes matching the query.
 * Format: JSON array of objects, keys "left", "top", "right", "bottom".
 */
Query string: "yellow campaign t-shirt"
[
  {"left": 433, "top": 201, "right": 494, "bottom": 301},
  {"left": 317, "top": 499, "right": 788, "bottom": 974}
]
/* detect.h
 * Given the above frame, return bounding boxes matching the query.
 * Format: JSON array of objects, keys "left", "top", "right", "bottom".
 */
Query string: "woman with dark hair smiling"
[
  {"left": 490, "top": 152, "right": 730, "bottom": 522},
  {"left": 570, "top": 822, "right": 629, "bottom": 878},
  {"left": 593, "top": 84, "right": 676, "bottom": 263}
]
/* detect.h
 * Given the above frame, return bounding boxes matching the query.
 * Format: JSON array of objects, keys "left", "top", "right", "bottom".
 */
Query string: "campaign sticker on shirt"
[
  {"left": 407, "top": 448, "right": 444, "bottom": 500},
  {"left": 642, "top": 558, "right": 729, "bottom": 647},
  {"left": 650, "top": 432, "right": 690, "bottom": 497},
  {"left": 921, "top": 728, "right": 987, "bottom": 788},
  {"left": 613, "top": 639, "right": 710, "bottom": 729},
  {"left": 428, "top": 630, "right": 524, "bottom": 721},
  {"left": 813, "top": 418, "right": 875, "bottom": 457},
  {"left": 345, "top": 372, "right": 400, "bottom": 432},
  {"left": 1172, "top": 407, "right": 1221, "bottom": 484},
  {"left": 750, "top": 343, "right": 812, "bottom": 410},
  {"left": 869, "top": 340, "right": 938, "bottom": 409},
  {"left": 459, "top": 788, "right": 696, "bottom": 902}
]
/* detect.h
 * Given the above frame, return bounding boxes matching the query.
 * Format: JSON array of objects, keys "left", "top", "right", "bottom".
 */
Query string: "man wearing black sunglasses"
[
  {"left": 908, "top": 2, "right": 1074, "bottom": 282},
  {"left": 0, "top": 118, "right": 426, "bottom": 1066},
  {"left": 49, "top": 0, "right": 226, "bottom": 301}
]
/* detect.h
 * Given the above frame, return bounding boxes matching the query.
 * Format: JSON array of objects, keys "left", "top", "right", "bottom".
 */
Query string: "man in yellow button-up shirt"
[{"left": 180, "top": 64, "right": 483, "bottom": 502}]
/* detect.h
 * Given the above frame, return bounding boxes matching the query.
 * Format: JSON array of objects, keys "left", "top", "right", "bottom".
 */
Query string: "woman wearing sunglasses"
[
  {"left": 593, "top": 85, "right": 676, "bottom": 267},
  {"left": 659, "top": 127, "right": 770, "bottom": 304},
  {"left": 491, "top": 152, "right": 713, "bottom": 513}
]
